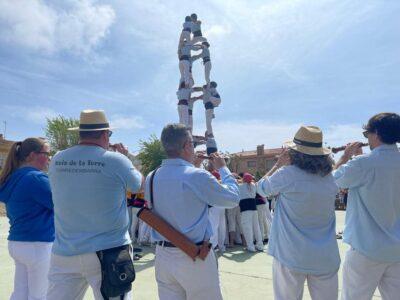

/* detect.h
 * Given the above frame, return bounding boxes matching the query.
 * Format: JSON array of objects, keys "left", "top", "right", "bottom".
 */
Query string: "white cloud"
[
  {"left": 110, "top": 115, "right": 147, "bottom": 130},
  {"left": 1, "top": 105, "right": 59, "bottom": 125},
  {"left": 0, "top": 0, "right": 115, "bottom": 55}
]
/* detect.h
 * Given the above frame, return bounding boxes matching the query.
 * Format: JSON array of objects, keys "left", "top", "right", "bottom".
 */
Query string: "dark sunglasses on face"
[
  {"left": 108, "top": 131, "right": 113, "bottom": 137},
  {"left": 36, "top": 151, "right": 51, "bottom": 157},
  {"left": 362, "top": 130, "right": 369, "bottom": 138}
]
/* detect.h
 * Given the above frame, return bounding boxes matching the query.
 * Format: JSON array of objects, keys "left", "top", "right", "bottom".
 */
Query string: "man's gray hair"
[{"left": 161, "top": 123, "right": 190, "bottom": 157}]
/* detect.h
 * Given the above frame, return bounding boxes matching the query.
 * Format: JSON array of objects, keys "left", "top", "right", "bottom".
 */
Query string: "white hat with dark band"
[
  {"left": 68, "top": 110, "right": 113, "bottom": 131},
  {"left": 284, "top": 126, "right": 331, "bottom": 156}
]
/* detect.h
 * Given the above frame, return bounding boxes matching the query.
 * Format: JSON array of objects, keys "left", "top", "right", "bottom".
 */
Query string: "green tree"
[
  {"left": 45, "top": 116, "right": 79, "bottom": 154},
  {"left": 137, "top": 134, "right": 167, "bottom": 176}
]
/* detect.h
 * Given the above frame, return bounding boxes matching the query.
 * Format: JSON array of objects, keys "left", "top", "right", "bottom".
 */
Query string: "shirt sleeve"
[
  {"left": 144, "top": 172, "right": 152, "bottom": 209},
  {"left": 185, "top": 166, "right": 240, "bottom": 208},
  {"left": 31, "top": 173, "right": 53, "bottom": 210},
  {"left": 257, "top": 166, "right": 289, "bottom": 197},
  {"left": 114, "top": 154, "right": 143, "bottom": 194},
  {"left": 333, "top": 157, "right": 368, "bottom": 189}
]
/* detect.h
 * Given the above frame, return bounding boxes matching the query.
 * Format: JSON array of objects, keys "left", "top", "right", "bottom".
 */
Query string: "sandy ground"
[{"left": 0, "top": 211, "right": 381, "bottom": 299}]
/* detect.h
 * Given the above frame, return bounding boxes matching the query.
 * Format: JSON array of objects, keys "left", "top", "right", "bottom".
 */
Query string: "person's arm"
[
  {"left": 257, "top": 149, "right": 291, "bottom": 197},
  {"left": 190, "top": 96, "right": 202, "bottom": 101},
  {"left": 114, "top": 151, "right": 143, "bottom": 194},
  {"left": 191, "top": 53, "right": 202, "bottom": 62},
  {"left": 186, "top": 153, "right": 239, "bottom": 208},
  {"left": 31, "top": 173, "right": 53, "bottom": 210},
  {"left": 333, "top": 157, "right": 368, "bottom": 189},
  {"left": 334, "top": 142, "right": 364, "bottom": 169},
  {"left": 192, "top": 86, "right": 203, "bottom": 92}
]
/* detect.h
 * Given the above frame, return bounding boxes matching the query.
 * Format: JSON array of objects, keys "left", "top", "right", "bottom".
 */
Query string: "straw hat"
[
  {"left": 284, "top": 126, "right": 331, "bottom": 156},
  {"left": 68, "top": 110, "right": 112, "bottom": 131}
]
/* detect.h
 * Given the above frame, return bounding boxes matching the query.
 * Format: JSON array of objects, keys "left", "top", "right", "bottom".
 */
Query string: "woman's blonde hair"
[{"left": 0, "top": 138, "right": 46, "bottom": 185}]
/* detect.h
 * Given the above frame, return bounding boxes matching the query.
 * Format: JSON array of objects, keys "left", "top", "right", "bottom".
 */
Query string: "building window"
[{"left": 247, "top": 161, "right": 256, "bottom": 168}]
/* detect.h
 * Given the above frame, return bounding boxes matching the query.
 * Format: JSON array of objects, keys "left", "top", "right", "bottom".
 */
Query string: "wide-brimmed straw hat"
[
  {"left": 68, "top": 110, "right": 113, "bottom": 131},
  {"left": 284, "top": 126, "right": 331, "bottom": 156}
]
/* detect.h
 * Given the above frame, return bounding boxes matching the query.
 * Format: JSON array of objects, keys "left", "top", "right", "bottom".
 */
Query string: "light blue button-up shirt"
[
  {"left": 258, "top": 165, "right": 340, "bottom": 275},
  {"left": 333, "top": 144, "right": 400, "bottom": 262},
  {"left": 144, "top": 158, "right": 240, "bottom": 243}
]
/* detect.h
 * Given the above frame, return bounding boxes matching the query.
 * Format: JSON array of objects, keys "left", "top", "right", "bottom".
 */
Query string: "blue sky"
[{"left": 0, "top": 0, "right": 399, "bottom": 154}]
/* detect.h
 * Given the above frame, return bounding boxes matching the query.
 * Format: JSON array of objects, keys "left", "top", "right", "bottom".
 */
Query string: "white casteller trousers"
[
  {"left": 209, "top": 206, "right": 227, "bottom": 251},
  {"left": 179, "top": 60, "right": 191, "bottom": 86},
  {"left": 204, "top": 61, "right": 212, "bottom": 85},
  {"left": 273, "top": 259, "right": 338, "bottom": 300},
  {"left": 341, "top": 248, "right": 400, "bottom": 300},
  {"left": 178, "top": 104, "right": 190, "bottom": 128},
  {"left": 47, "top": 252, "right": 132, "bottom": 300},
  {"left": 240, "top": 210, "right": 263, "bottom": 251},
  {"left": 227, "top": 206, "right": 243, "bottom": 243},
  {"left": 205, "top": 108, "right": 214, "bottom": 136},
  {"left": 130, "top": 206, "right": 141, "bottom": 242},
  {"left": 8, "top": 241, "right": 53, "bottom": 300},
  {"left": 256, "top": 204, "right": 271, "bottom": 240},
  {"left": 155, "top": 245, "right": 222, "bottom": 300}
]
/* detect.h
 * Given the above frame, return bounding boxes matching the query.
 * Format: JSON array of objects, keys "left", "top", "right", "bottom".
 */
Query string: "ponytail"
[{"left": 0, "top": 138, "right": 45, "bottom": 185}]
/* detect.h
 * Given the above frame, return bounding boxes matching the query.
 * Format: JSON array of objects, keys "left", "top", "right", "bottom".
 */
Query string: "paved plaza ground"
[{"left": 0, "top": 212, "right": 381, "bottom": 299}]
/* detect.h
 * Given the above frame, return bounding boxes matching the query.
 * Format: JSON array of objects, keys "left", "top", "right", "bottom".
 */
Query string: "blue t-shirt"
[
  {"left": 49, "top": 145, "right": 142, "bottom": 256},
  {"left": 0, "top": 167, "right": 54, "bottom": 242}
]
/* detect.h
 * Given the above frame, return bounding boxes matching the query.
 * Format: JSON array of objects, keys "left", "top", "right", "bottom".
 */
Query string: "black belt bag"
[{"left": 96, "top": 244, "right": 135, "bottom": 299}]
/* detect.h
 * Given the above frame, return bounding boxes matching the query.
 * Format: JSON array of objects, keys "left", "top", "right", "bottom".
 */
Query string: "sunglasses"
[
  {"left": 108, "top": 131, "right": 113, "bottom": 137},
  {"left": 36, "top": 151, "right": 51, "bottom": 157},
  {"left": 362, "top": 130, "right": 369, "bottom": 138}
]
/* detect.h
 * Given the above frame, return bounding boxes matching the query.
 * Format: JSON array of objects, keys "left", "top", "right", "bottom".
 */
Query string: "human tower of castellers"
[
  {"left": 128, "top": 12, "right": 270, "bottom": 258},
  {"left": 176, "top": 13, "right": 221, "bottom": 154}
]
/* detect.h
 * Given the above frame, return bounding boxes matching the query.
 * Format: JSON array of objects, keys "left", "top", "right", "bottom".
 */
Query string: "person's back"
[
  {"left": 49, "top": 145, "right": 141, "bottom": 255},
  {"left": 258, "top": 126, "right": 340, "bottom": 300},
  {"left": 334, "top": 112, "right": 400, "bottom": 300},
  {"left": 270, "top": 165, "right": 339, "bottom": 271},
  {"left": 47, "top": 109, "right": 142, "bottom": 300},
  {"left": 147, "top": 123, "right": 239, "bottom": 300},
  {"left": 150, "top": 160, "right": 238, "bottom": 242},
  {"left": 340, "top": 146, "right": 400, "bottom": 259}
]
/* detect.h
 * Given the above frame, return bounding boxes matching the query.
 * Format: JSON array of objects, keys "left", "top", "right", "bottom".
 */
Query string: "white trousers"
[
  {"left": 209, "top": 207, "right": 227, "bottom": 251},
  {"left": 256, "top": 204, "right": 271, "bottom": 239},
  {"left": 155, "top": 245, "right": 222, "bottom": 300},
  {"left": 47, "top": 252, "right": 132, "bottom": 300},
  {"left": 204, "top": 61, "right": 212, "bottom": 84},
  {"left": 179, "top": 60, "right": 191, "bottom": 86},
  {"left": 240, "top": 210, "right": 263, "bottom": 251},
  {"left": 130, "top": 206, "right": 141, "bottom": 242},
  {"left": 341, "top": 249, "right": 400, "bottom": 300},
  {"left": 138, "top": 220, "right": 151, "bottom": 243},
  {"left": 227, "top": 207, "right": 240, "bottom": 232},
  {"left": 8, "top": 241, "right": 53, "bottom": 300},
  {"left": 178, "top": 104, "right": 190, "bottom": 129},
  {"left": 273, "top": 259, "right": 338, "bottom": 300},
  {"left": 205, "top": 108, "right": 214, "bottom": 136}
]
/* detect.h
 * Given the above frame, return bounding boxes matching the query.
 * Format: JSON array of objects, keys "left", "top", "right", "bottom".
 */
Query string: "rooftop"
[{"left": 232, "top": 147, "right": 283, "bottom": 158}]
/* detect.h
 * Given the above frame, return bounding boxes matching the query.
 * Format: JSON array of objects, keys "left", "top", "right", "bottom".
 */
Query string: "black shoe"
[{"left": 263, "top": 239, "right": 269, "bottom": 245}]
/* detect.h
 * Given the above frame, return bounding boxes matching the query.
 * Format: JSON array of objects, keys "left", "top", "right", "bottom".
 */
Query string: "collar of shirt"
[
  {"left": 161, "top": 158, "right": 194, "bottom": 167},
  {"left": 372, "top": 143, "right": 399, "bottom": 153}
]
